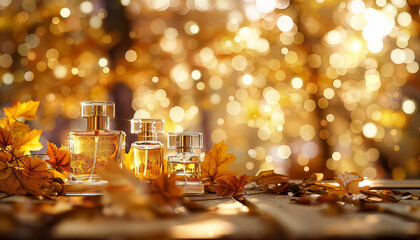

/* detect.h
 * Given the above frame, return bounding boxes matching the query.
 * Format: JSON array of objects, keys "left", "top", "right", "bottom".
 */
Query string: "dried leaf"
[
  {"left": 99, "top": 159, "right": 154, "bottom": 219},
  {"left": 328, "top": 172, "right": 369, "bottom": 199},
  {"left": 12, "top": 121, "right": 43, "bottom": 153},
  {"left": 46, "top": 141, "right": 70, "bottom": 172},
  {"left": 263, "top": 182, "right": 292, "bottom": 194},
  {"left": 202, "top": 140, "right": 236, "bottom": 185},
  {"left": 0, "top": 153, "right": 13, "bottom": 180},
  {"left": 0, "top": 126, "right": 13, "bottom": 149},
  {"left": 246, "top": 170, "right": 288, "bottom": 185},
  {"left": 150, "top": 174, "right": 183, "bottom": 207},
  {"left": 22, "top": 156, "right": 54, "bottom": 179},
  {"left": 0, "top": 164, "right": 52, "bottom": 195},
  {"left": 213, "top": 174, "right": 247, "bottom": 198},
  {"left": 302, "top": 172, "right": 324, "bottom": 183},
  {"left": 3, "top": 100, "right": 40, "bottom": 120}
]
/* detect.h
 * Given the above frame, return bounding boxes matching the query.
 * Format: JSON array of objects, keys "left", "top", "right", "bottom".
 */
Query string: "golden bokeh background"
[{"left": 0, "top": 0, "right": 419, "bottom": 179}]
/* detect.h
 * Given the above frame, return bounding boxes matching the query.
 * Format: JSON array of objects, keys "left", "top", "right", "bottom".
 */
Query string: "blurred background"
[{"left": 0, "top": 0, "right": 419, "bottom": 179}]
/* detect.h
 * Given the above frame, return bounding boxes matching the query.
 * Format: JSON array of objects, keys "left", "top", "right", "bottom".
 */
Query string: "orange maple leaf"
[
  {"left": 149, "top": 174, "right": 182, "bottom": 207},
  {"left": 4, "top": 100, "right": 40, "bottom": 121},
  {"left": 23, "top": 156, "right": 54, "bottom": 179},
  {"left": 0, "top": 126, "right": 13, "bottom": 149},
  {"left": 202, "top": 140, "right": 237, "bottom": 185},
  {"left": 214, "top": 174, "right": 247, "bottom": 198},
  {"left": 46, "top": 141, "right": 70, "bottom": 172},
  {"left": 0, "top": 153, "right": 52, "bottom": 195}
]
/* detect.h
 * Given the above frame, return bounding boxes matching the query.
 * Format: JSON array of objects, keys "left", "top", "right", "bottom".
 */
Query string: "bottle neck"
[
  {"left": 176, "top": 147, "right": 193, "bottom": 153},
  {"left": 87, "top": 116, "right": 109, "bottom": 131},
  {"left": 138, "top": 132, "right": 157, "bottom": 141}
]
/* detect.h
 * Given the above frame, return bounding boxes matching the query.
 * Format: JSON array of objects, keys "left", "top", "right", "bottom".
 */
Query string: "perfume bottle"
[
  {"left": 167, "top": 132, "right": 204, "bottom": 195},
  {"left": 128, "top": 119, "right": 165, "bottom": 182},
  {"left": 68, "top": 101, "right": 125, "bottom": 184}
]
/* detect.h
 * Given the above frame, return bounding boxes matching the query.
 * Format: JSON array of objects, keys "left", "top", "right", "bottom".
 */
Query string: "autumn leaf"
[
  {"left": 0, "top": 126, "right": 13, "bottom": 149},
  {"left": 46, "top": 141, "right": 70, "bottom": 172},
  {"left": 12, "top": 121, "right": 43, "bottom": 153},
  {"left": 213, "top": 174, "right": 247, "bottom": 198},
  {"left": 150, "top": 174, "right": 183, "bottom": 207},
  {"left": 302, "top": 172, "right": 324, "bottom": 184},
  {"left": 98, "top": 160, "right": 155, "bottom": 220},
  {"left": 328, "top": 172, "right": 369, "bottom": 199},
  {"left": 4, "top": 100, "right": 40, "bottom": 121},
  {"left": 23, "top": 156, "right": 54, "bottom": 179},
  {"left": 246, "top": 170, "right": 288, "bottom": 185},
  {"left": 0, "top": 160, "right": 52, "bottom": 195},
  {"left": 263, "top": 182, "right": 292, "bottom": 194},
  {"left": 202, "top": 140, "right": 236, "bottom": 185},
  {"left": 122, "top": 147, "right": 134, "bottom": 171}
]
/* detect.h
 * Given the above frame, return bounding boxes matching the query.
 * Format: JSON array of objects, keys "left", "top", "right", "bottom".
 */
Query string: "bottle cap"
[
  {"left": 168, "top": 132, "right": 203, "bottom": 149},
  {"left": 81, "top": 101, "right": 115, "bottom": 119},
  {"left": 131, "top": 118, "right": 165, "bottom": 134}
]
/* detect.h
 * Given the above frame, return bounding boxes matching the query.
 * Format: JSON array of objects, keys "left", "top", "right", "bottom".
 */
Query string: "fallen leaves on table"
[
  {"left": 46, "top": 141, "right": 70, "bottom": 173},
  {"left": 99, "top": 159, "right": 155, "bottom": 220},
  {"left": 302, "top": 172, "right": 324, "bottom": 184},
  {"left": 328, "top": 172, "right": 369, "bottom": 199},
  {"left": 213, "top": 174, "right": 247, "bottom": 198},
  {"left": 99, "top": 160, "right": 198, "bottom": 218},
  {"left": 247, "top": 170, "right": 288, "bottom": 185},
  {"left": 4, "top": 100, "right": 40, "bottom": 121},
  {"left": 202, "top": 140, "right": 236, "bottom": 185},
  {"left": 149, "top": 174, "right": 183, "bottom": 208}
]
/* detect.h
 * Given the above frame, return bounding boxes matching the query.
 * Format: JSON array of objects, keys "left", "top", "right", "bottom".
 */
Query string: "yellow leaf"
[
  {"left": 202, "top": 140, "right": 237, "bottom": 185},
  {"left": 123, "top": 148, "right": 134, "bottom": 171},
  {"left": 4, "top": 100, "right": 40, "bottom": 121},
  {"left": 52, "top": 169, "right": 69, "bottom": 180},
  {"left": 12, "top": 121, "right": 43, "bottom": 153}
]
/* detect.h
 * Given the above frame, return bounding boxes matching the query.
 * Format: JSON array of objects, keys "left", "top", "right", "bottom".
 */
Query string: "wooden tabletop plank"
[{"left": 245, "top": 193, "right": 420, "bottom": 239}]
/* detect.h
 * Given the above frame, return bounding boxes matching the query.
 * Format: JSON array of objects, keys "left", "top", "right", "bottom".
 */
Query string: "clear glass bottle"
[
  {"left": 127, "top": 119, "right": 165, "bottom": 182},
  {"left": 68, "top": 101, "right": 125, "bottom": 184},
  {"left": 167, "top": 132, "right": 204, "bottom": 195}
]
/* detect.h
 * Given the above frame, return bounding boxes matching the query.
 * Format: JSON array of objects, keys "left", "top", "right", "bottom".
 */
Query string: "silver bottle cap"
[{"left": 167, "top": 132, "right": 203, "bottom": 149}]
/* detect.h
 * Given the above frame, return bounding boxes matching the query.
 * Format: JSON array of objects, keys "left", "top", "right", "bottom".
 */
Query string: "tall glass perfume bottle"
[
  {"left": 68, "top": 101, "right": 125, "bottom": 184},
  {"left": 128, "top": 119, "right": 165, "bottom": 182},
  {"left": 167, "top": 132, "right": 204, "bottom": 195}
]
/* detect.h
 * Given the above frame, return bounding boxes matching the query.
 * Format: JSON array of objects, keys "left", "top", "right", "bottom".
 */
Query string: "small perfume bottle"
[
  {"left": 167, "top": 132, "right": 204, "bottom": 195},
  {"left": 128, "top": 119, "right": 165, "bottom": 182},
  {"left": 68, "top": 101, "right": 125, "bottom": 184}
]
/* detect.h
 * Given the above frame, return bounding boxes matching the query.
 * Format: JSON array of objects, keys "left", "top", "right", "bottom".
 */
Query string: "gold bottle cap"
[
  {"left": 131, "top": 118, "right": 165, "bottom": 134},
  {"left": 168, "top": 132, "right": 203, "bottom": 149},
  {"left": 81, "top": 101, "right": 115, "bottom": 119}
]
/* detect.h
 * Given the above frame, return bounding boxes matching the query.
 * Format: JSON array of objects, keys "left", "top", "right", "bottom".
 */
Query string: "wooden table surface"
[{"left": 1, "top": 180, "right": 420, "bottom": 239}]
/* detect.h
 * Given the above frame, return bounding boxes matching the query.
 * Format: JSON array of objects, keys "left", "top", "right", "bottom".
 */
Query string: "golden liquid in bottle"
[
  {"left": 69, "top": 131, "right": 124, "bottom": 183},
  {"left": 167, "top": 156, "right": 201, "bottom": 185},
  {"left": 130, "top": 144, "right": 164, "bottom": 182}
]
